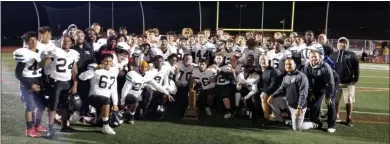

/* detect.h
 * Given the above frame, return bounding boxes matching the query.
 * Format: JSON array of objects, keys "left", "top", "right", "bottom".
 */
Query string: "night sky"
[{"left": 1, "top": 1, "right": 390, "bottom": 42}]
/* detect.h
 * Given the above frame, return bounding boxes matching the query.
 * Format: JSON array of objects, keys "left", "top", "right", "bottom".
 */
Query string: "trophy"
[{"left": 183, "top": 78, "right": 198, "bottom": 120}]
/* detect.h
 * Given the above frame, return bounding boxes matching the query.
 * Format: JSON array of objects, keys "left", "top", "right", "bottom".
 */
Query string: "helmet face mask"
[{"left": 68, "top": 93, "right": 82, "bottom": 112}]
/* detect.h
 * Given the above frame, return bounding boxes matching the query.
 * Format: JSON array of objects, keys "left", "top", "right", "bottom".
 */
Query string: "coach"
[
  {"left": 330, "top": 37, "right": 359, "bottom": 127},
  {"left": 71, "top": 30, "right": 96, "bottom": 119},
  {"left": 303, "top": 45, "right": 336, "bottom": 133}
]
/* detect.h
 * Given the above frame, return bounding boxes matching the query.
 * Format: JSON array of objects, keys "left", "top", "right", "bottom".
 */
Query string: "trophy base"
[{"left": 183, "top": 109, "right": 198, "bottom": 120}]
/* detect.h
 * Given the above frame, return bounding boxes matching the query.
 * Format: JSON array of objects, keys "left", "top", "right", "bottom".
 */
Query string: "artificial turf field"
[{"left": 1, "top": 48, "right": 389, "bottom": 144}]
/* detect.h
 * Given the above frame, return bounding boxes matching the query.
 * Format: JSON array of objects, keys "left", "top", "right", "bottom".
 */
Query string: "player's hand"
[
  {"left": 174, "top": 65, "right": 180, "bottom": 74},
  {"left": 167, "top": 95, "right": 175, "bottom": 102},
  {"left": 296, "top": 109, "right": 303, "bottom": 118},
  {"left": 112, "top": 105, "right": 118, "bottom": 111},
  {"left": 267, "top": 96, "right": 273, "bottom": 105},
  {"left": 70, "top": 86, "right": 77, "bottom": 94},
  {"left": 325, "top": 98, "right": 332, "bottom": 106},
  {"left": 31, "top": 84, "right": 41, "bottom": 92}
]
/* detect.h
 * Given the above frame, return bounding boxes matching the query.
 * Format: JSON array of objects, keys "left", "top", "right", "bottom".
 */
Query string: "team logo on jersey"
[{"left": 84, "top": 50, "right": 90, "bottom": 55}]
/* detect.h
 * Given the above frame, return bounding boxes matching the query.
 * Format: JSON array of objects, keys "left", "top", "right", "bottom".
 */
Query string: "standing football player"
[
  {"left": 78, "top": 54, "right": 119, "bottom": 135},
  {"left": 267, "top": 39, "right": 285, "bottom": 70},
  {"left": 176, "top": 54, "right": 197, "bottom": 117},
  {"left": 14, "top": 31, "right": 48, "bottom": 138},
  {"left": 43, "top": 35, "right": 79, "bottom": 138}
]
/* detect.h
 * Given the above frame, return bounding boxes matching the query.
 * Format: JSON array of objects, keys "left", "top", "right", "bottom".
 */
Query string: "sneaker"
[
  {"left": 25, "top": 128, "right": 41, "bottom": 138},
  {"left": 127, "top": 115, "right": 135, "bottom": 125},
  {"left": 60, "top": 126, "right": 76, "bottom": 132},
  {"left": 327, "top": 127, "right": 336, "bottom": 133},
  {"left": 224, "top": 112, "right": 232, "bottom": 119},
  {"left": 205, "top": 107, "right": 212, "bottom": 116},
  {"left": 157, "top": 105, "right": 165, "bottom": 113},
  {"left": 102, "top": 125, "right": 116, "bottom": 135},
  {"left": 335, "top": 117, "right": 341, "bottom": 123},
  {"left": 285, "top": 120, "right": 292, "bottom": 126},
  {"left": 346, "top": 118, "right": 353, "bottom": 126},
  {"left": 46, "top": 130, "right": 56, "bottom": 139},
  {"left": 35, "top": 125, "right": 48, "bottom": 133}
]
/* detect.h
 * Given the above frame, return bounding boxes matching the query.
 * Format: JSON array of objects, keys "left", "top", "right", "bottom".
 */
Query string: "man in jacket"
[
  {"left": 303, "top": 46, "right": 336, "bottom": 133},
  {"left": 330, "top": 37, "right": 360, "bottom": 126},
  {"left": 267, "top": 58, "right": 320, "bottom": 131}
]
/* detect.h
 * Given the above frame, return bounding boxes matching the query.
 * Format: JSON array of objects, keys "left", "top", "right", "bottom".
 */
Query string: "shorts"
[
  {"left": 214, "top": 84, "right": 235, "bottom": 99},
  {"left": 89, "top": 95, "right": 111, "bottom": 109},
  {"left": 336, "top": 84, "right": 355, "bottom": 104},
  {"left": 19, "top": 78, "right": 46, "bottom": 111}
]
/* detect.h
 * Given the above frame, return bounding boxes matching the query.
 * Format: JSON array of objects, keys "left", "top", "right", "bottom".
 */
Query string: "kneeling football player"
[
  {"left": 121, "top": 61, "right": 174, "bottom": 124},
  {"left": 79, "top": 54, "right": 119, "bottom": 135},
  {"left": 236, "top": 65, "right": 260, "bottom": 119}
]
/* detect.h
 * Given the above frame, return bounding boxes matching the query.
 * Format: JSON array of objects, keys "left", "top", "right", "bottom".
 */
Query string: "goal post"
[{"left": 216, "top": 1, "right": 296, "bottom": 32}]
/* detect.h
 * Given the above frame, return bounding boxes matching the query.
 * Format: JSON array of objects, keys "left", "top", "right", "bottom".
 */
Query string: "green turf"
[{"left": 1, "top": 52, "right": 389, "bottom": 144}]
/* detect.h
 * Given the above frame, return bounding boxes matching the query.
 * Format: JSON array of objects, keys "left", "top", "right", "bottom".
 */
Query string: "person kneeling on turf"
[
  {"left": 267, "top": 58, "right": 319, "bottom": 131},
  {"left": 121, "top": 61, "right": 174, "bottom": 124},
  {"left": 78, "top": 54, "right": 119, "bottom": 135}
]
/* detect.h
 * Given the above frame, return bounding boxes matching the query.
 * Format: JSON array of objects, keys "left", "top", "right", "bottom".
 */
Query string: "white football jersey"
[
  {"left": 236, "top": 72, "right": 260, "bottom": 92},
  {"left": 194, "top": 43, "right": 214, "bottom": 63},
  {"left": 78, "top": 65, "right": 119, "bottom": 105},
  {"left": 192, "top": 68, "right": 217, "bottom": 90},
  {"left": 267, "top": 49, "right": 285, "bottom": 69},
  {"left": 160, "top": 46, "right": 177, "bottom": 60},
  {"left": 151, "top": 65, "right": 170, "bottom": 87},
  {"left": 121, "top": 70, "right": 169, "bottom": 103},
  {"left": 13, "top": 48, "right": 44, "bottom": 78},
  {"left": 219, "top": 48, "right": 238, "bottom": 65},
  {"left": 176, "top": 61, "right": 197, "bottom": 87},
  {"left": 37, "top": 41, "right": 58, "bottom": 75},
  {"left": 233, "top": 45, "right": 247, "bottom": 53},
  {"left": 46, "top": 48, "right": 80, "bottom": 81}
]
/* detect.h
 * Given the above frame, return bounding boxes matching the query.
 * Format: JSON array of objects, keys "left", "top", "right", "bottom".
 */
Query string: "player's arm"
[
  {"left": 71, "top": 62, "right": 78, "bottom": 94},
  {"left": 121, "top": 73, "right": 133, "bottom": 105},
  {"left": 350, "top": 52, "right": 360, "bottom": 83},
  {"left": 148, "top": 80, "right": 170, "bottom": 96},
  {"left": 162, "top": 71, "right": 170, "bottom": 89},
  {"left": 110, "top": 77, "right": 119, "bottom": 107},
  {"left": 244, "top": 74, "right": 260, "bottom": 100},
  {"left": 15, "top": 62, "right": 33, "bottom": 88},
  {"left": 270, "top": 76, "right": 287, "bottom": 98}
]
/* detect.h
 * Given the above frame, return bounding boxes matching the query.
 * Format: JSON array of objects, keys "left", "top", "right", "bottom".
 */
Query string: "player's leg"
[
  {"left": 269, "top": 97, "right": 287, "bottom": 123},
  {"left": 20, "top": 84, "right": 41, "bottom": 138},
  {"left": 156, "top": 91, "right": 168, "bottom": 113},
  {"left": 33, "top": 90, "right": 48, "bottom": 133},
  {"left": 343, "top": 84, "right": 355, "bottom": 126},
  {"left": 260, "top": 93, "right": 271, "bottom": 120},
  {"left": 308, "top": 93, "right": 325, "bottom": 129},
  {"left": 335, "top": 86, "right": 343, "bottom": 122},
  {"left": 125, "top": 94, "right": 140, "bottom": 124},
  {"left": 90, "top": 95, "right": 116, "bottom": 135},
  {"left": 58, "top": 81, "right": 74, "bottom": 132},
  {"left": 289, "top": 107, "right": 318, "bottom": 131},
  {"left": 78, "top": 80, "right": 91, "bottom": 121},
  {"left": 46, "top": 78, "right": 63, "bottom": 139},
  {"left": 327, "top": 90, "right": 337, "bottom": 133},
  {"left": 220, "top": 85, "right": 233, "bottom": 118},
  {"left": 205, "top": 89, "right": 214, "bottom": 116},
  {"left": 142, "top": 88, "right": 154, "bottom": 116}
]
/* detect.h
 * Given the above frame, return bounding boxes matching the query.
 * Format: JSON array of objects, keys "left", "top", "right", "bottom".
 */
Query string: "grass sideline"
[{"left": 1, "top": 49, "right": 389, "bottom": 144}]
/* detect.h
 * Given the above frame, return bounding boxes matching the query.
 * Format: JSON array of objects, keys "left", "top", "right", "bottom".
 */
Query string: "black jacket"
[
  {"left": 71, "top": 42, "right": 96, "bottom": 75},
  {"left": 272, "top": 69, "right": 309, "bottom": 109},
  {"left": 303, "top": 61, "right": 335, "bottom": 98},
  {"left": 330, "top": 49, "right": 359, "bottom": 84},
  {"left": 257, "top": 66, "right": 281, "bottom": 95}
]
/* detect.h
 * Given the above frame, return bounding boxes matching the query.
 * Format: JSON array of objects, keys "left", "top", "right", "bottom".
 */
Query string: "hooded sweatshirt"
[{"left": 330, "top": 37, "right": 359, "bottom": 84}]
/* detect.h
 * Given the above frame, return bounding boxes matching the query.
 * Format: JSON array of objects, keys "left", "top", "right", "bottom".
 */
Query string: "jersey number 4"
[
  {"left": 56, "top": 58, "right": 75, "bottom": 73},
  {"left": 27, "top": 60, "right": 40, "bottom": 75},
  {"left": 98, "top": 76, "right": 116, "bottom": 89}
]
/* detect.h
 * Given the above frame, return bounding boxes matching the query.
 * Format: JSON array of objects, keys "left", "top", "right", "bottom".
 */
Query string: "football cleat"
[
  {"left": 205, "top": 107, "right": 212, "bottom": 116},
  {"left": 25, "top": 128, "right": 41, "bottom": 138},
  {"left": 102, "top": 125, "right": 116, "bottom": 135},
  {"left": 35, "top": 125, "right": 48, "bottom": 133},
  {"left": 224, "top": 112, "right": 232, "bottom": 119},
  {"left": 327, "top": 128, "right": 336, "bottom": 133}
]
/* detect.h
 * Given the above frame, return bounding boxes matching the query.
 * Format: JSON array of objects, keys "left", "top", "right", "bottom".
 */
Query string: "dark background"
[{"left": 1, "top": 1, "right": 390, "bottom": 46}]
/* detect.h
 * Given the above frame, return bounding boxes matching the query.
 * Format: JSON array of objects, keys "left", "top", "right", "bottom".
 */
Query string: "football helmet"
[
  {"left": 68, "top": 93, "right": 82, "bottom": 111},
  {"left": 109, "top": 111, "right": 124, "bottom": 127}
]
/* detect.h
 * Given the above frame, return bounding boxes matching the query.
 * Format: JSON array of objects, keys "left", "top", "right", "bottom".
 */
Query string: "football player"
[
  {"left": 212, "top": 53, "right": 236, "bottom": 118},
  {"left": 165, "top": 54, "right": 180, "bottom": 95},
  {"left": 236, "top": 64, "right": 260, "bottom": 119},
  {"left": 194, "top": 32, "right": 214, "bottom": 64},
  {"left": 176, "top": 38, "right": 189, "bottom": 60},
  {"left": 301, "top": 30, "right": 316, "bottom": 64},
  {"left": 78, "top": 54, "right": 119, "bottom": 135},
  {"left": 120, "top": 61, "right": 174, "bottom": 124},
  {"left": 190, "top": 59, "right": 217, "bottom": 116},
  {"left": 43, "top": 35, "right": 79, "bottom": 138},
  {"left": 220, "top": 39, "right": 239, "bottom": 65},
  {"left": 267, "top": 39, "right": 285, "bottom": 70},
  {"left": 176, "top": 54, "right": 197, "bottom": 116},
  {"left": 239, "top": 38, "right": 262, "bottom": 66},
  {"left": 14, "top": 31, "right": 48, "bottom": 138},
  {"left": 159, "top": 36, "right": 177, "bottom": 60},
  {"left": 233, "top": 35, "right": 247, "bottom": 53},
  {"left": 148, "top": 55, "right": 171, "bottom": 113}
]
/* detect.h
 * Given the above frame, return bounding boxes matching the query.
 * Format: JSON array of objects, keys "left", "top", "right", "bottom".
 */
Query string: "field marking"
[{"left": 360, "top": 76, "right": 389, "bottom": 78}]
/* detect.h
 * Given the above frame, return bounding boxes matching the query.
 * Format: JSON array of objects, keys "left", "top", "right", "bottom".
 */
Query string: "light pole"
[
  {"left": 325, "top": 1, "right": 330, "bottom": 35},
  {"left": 236, "top": 4, "right": 247, "bottom": 34}
]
